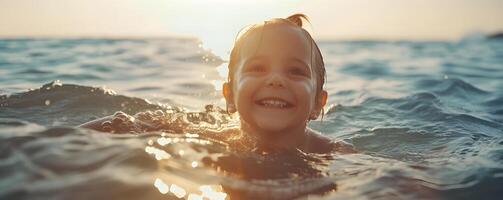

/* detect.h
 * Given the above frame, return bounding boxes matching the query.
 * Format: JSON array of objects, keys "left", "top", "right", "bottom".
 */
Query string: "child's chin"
[
  {"left": 249, "top": 111, "right": 298, "bottom": 132},
  {"left": 255, "top": 120, "right": 291, "bottom": 133}
]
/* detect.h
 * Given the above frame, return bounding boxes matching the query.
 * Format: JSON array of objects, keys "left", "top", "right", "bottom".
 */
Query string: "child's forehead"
[{"left": 238, "top": 24, "right": 312, "bottom": 61}]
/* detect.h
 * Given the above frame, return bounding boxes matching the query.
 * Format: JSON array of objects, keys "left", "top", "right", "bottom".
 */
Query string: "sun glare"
[{"left": 154, "top": 0, "right": 300, "bottom": 58}]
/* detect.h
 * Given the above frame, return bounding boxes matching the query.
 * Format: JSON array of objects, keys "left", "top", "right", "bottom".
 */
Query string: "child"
[
  {"left": 80, "top": 14, "right": 355, "bottom": 154},
  {"left": 222, "top": 13, "right": 331, "bottom": 153}
]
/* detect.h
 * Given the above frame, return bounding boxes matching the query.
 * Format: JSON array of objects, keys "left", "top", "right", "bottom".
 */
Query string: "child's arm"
[
  {"left": 330, "top": 140, "right": 358, "bottom": 154},
  {"left": 78, "top": 116, "right": 113, "bottom": 131},
  {"left": 78, "top": 111, "right": 156, "bottom": 133}
]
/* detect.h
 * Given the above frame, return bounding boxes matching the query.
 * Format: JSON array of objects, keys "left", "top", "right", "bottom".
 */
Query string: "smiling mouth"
[{"left": 255, "top": 97, "right": 294, "bottom": 109}]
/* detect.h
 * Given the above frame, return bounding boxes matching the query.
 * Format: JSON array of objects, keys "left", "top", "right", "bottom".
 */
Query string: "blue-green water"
[{"left": 1, "top": 38, "right": 503, "bottom": 199}]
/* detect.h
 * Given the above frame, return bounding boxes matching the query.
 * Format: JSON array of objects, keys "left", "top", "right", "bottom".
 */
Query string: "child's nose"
[{"left": 265, "top": 73, "right": 285, "bottom": 87}]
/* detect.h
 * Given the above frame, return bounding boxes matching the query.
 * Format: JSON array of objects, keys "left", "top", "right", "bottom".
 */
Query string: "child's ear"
[
  {"left": 222, "top": 82, "right": 232, "bottom": 102},
  {"left": 310, "top": 90, "right": 328, "bottom": 120},
  {"left": 318, "top": 90, "right": 328, "bottom": 109},
  {"left": 222, "top": 82, "right": 236, "bottom": 113}
]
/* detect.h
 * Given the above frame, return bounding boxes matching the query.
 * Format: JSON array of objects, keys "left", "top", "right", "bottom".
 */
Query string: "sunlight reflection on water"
[
  {"left": 154, "top": 175, "right": 227, "bottom": 200},
  {"left": 146, "top": 133, "right": 228, "bottom": 199}
]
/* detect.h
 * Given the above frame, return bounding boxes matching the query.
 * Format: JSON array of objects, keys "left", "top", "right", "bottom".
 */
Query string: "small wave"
[
  {"left": 415, "top": 78, "right": 488, "bottom": 97},
  {"left": 28, "top": 52, "right": 48, "bottom": 57},
  {"left": 334, "top": 90, "right": 357, "bottom": 96},
  {"left": 0, "top": 81, "right": 168, "bottom": 126},
  {"left": 14, "top": 69, "right": 52, "bottom": 75},
  {"left": 326, "top": 90, "right": 502, "bottom": 156},
  {"left": 351, "top": 127, "right": 436, "bottom": 161},
  {"left": 79, "top": 63, "right": 112, "bottom": 72},
  {"left": 56, "top": 73, "right": 103, "bottom": 81},
  {"left": 326, "top": 92, "right": 444, "bottom": 120},
  {"left": 339, "top": 60, "right": 391, "bottom": 79},
  {"left": 483, "top": 95, "right": 503, "bottom": 107},
  {"left": 128, "top": 86, "right": 163, "bottom": 92},
  {"left": 490, "top": 109, "right": 503, "bottom": 116},
  {"left": 451, "top": 113, "right": 503, "bottom": 134},
  {"left": 393, "top": 92, "right": 441, "bottom": 110}
]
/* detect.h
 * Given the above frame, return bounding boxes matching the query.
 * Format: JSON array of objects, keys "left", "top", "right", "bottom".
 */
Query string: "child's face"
[{"left": 224, "top": 24, "right": 327, "bottom": 134}]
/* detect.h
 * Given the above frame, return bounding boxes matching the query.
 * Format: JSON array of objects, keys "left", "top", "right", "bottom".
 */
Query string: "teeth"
[{"left": 259, "top": 99, "right": 288, "bottom": 108}]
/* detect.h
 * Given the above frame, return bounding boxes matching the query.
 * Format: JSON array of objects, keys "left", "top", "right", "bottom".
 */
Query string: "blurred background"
[{"left": 2, "top": 0, "right": 502, "bottom": 57}]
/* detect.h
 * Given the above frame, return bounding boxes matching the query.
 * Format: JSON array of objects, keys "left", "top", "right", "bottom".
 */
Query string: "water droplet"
[
  {"left": 199, "top": 185, "right": 227, "bottom": 200},
  {"left": 170, "top": 184, "right": 187, "bottom": 198},
  {"left": 145, "top": 146, "right": 171, "bottom": 160},
  {"left": 154, "top": 178, "right": 169, "bottom": 194},
  {"left": 44, "top": 100, "right": 51, "bottom": 106},
  {"left": 157, "top": 137, "right": 172, "bottom": 146},
  {"left": 188, "top": 194, "right": 203, "bottom": 200}
]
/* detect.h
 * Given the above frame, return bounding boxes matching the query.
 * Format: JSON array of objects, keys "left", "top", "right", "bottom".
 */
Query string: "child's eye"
[
  {"left": 246, "top": 65, "right": 266, "bottom": 73},
  {"left": 289, "top": 67, "right": 309, "bottom": 77}
]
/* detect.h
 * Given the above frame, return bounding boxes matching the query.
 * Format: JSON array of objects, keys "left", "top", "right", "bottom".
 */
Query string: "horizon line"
[{"left": 1, "top": 33, "right": 499, "bottom": 42}]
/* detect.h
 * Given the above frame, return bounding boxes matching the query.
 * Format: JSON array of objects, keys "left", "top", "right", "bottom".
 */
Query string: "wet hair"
[{"left": 227, "top": 13, "right": 326, "bottom": 101}]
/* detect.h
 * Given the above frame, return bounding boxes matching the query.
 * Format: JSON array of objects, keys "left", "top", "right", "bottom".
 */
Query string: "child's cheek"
[
  {"left": 294, "top": 81, "right": 318, "bottom": 105},
  {"left": 234, "top": 78, "right": 257, "bottom": 101},
  {"left": 237, "top": 76, "right": 261, "bottom": 89},
  {"left": 295, "top": 80, "right": 316, "bottom": 94}
]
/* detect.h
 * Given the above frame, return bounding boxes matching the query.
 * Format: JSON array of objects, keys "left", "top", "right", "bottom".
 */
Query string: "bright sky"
[{"left": 1, "top": 0, "right": 502, "bottom": 55}]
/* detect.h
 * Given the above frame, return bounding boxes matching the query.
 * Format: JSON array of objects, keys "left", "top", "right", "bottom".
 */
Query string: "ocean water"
[{"left": 1, "top": 38, "right": 503, "bottom": 200}]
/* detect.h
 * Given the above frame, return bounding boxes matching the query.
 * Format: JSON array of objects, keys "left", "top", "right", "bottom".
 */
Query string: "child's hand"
[
  {"left": 100, "top": 111, "right": 139, "bottom": 133},
  {"left": 79, "top": 111, "right": 156, "bottom": 133},
  {"left": 331, "top": 140, "right": 358, "bottom": 154}
]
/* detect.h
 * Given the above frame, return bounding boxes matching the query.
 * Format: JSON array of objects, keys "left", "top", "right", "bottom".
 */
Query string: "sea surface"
[{"left": 1, "top": 37, "right": 502, "bottom": 200}]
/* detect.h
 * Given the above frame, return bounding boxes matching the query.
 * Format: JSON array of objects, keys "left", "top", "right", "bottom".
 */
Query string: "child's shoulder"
[{"left": 306, "top": 129, "right": 357, "bottom": 154}]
